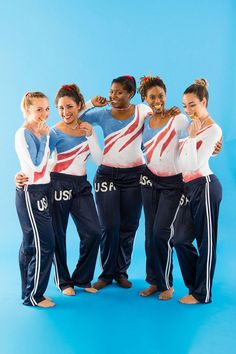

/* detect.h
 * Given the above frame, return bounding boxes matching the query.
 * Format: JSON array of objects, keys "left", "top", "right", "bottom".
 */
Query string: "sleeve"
[
  {"left": 179, "top": 125, "right": 222, "bottom": 171},
  {"left": 174, "top": 114, "right": 190, "bottom": 138},
  {"left": 15, "top": 129, "right": 50, "bottom": 172},
  {"left": 49, "top": 128, "right": 58, "bottom": 154},
  {"left": 86, "top": 128, "right": 103, "bottom": 166},
  {"left": 139, "top": 103, "right": 152, "bottom": 120},
  {"left": 78, "top": 99, "right": 95, "bottom": 118},
  {"left": 80, "top": 108, "right": 103, "bottom": 126}
]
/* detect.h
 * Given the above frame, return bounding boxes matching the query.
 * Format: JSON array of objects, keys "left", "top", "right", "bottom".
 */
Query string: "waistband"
[
  {"left": 50, "top": 172, "right": 87, "bottom": 182},
  {"left": 97, "top": 164, "right": 146, "bottom": 175},
  {"left": 143, "top": 167, "right": 183, "bottom": 184},
  {"left": 22, "top": 183, "right": 52, "bottom": 192},
  {"left": 185, "top": 174, "right": 219, "bottom": 187}
]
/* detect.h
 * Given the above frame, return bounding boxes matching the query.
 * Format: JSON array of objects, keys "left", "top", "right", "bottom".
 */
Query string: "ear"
[
  {"left": 128, "top": 92, "right": 134, "bottom": 100},
  {"left": 77, "top": 102, "right": 82, "bottom": 111},
  {"left": 202, "top": 97, "right": 207, "bottom": 107}
]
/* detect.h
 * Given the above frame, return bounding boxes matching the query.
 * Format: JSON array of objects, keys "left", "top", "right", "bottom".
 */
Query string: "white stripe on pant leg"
[
  {"left": 165, "top": 203, "right": 181, "bottom": 289},
  {"left": 24, "top": 186, "right": 41, "bottom": 306},
  {"left": 53, "top": 254, "right": 61, "bottom": 291},
  {"left": 205, "top": 176, "right": 213, "bottom": 303}
]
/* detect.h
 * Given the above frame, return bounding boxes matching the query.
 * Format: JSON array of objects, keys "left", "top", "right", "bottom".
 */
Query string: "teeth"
[{"left": 155, "top": 105, "right": 161, "bottom": 110}]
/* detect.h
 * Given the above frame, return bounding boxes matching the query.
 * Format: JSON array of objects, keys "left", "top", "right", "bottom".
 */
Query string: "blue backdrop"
[{"left": 0, "top": 1, "right": 235, "bottom": 354}]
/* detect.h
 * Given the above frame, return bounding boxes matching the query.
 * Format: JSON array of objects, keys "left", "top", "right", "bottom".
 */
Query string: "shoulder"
[
  {"left": 208, "top": 123, "right": 222, "bottom": 137},
  {"left": 173, "top": 113, "right": 190, "bottom": 131},
  {"left": 136, "top": 103, "right": 152, "bottom": 113},
  {"left": 15, "top": 127, "right": 31, "bottom": 140},
  {"left": 174, "top": 113, "right": 190, "bottom": 124}
]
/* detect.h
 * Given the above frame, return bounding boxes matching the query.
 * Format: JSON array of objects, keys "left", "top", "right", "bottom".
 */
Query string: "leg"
[
  {"left": 71, "top": 181, "right": 101, "bottom": 288},
  {"left": 51, "top": 179, "right": 73, "bottom": 291},
  {"left": 152, "top": 188, "right": 183, "bottom": 293},
  {"left": 94, "top": 177, "right": 120, "bottom": 283},
  {"left": 115, "top": 182, "right": 142, "bottom": 283},
  {"left": 190, "top": 178, "right": 222, "bottom": 303},
  {"left": 140, "top": 179, "right": 159, "bottom": 295},
  {"left": 173, "top": 197, "right": 198, "bottom": 293},
  {"left": 16, "top": 188, "right": 55, "bottom": 306}
]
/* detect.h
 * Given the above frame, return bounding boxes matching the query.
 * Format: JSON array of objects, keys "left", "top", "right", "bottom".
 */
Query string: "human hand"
[
  {"left": 165, "top": 106, "right": 181, "bottom": 119},
  {"left": 79, "top": 122, "right": 93, "bottom": 137},
  {"left": 15, "top": 172, "right": 29, "bottom": 188},
  {"left": 38, "top": 121, "right": 49, "bottom": 136},
  {"left": 188, "top": 119, "right": 201, "bottom": 138},
  {"left": 213, "top": 137, "right": 223, "bottom": 155},
  {"left": 91, "top": 96, "right": 108, "bottom": 107}
]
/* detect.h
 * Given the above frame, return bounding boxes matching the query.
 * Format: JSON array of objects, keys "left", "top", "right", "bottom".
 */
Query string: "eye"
[{"left": 46, "top": 107, "right": 50, "bottom": 111}]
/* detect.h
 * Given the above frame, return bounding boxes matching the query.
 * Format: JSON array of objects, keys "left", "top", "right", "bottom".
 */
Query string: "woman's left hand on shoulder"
[
  {"left": 165, "top": 106, "right": 181, "bottom": 119},
  {"left": 79, "top": 122, "right": 93, "bottom": 137}
]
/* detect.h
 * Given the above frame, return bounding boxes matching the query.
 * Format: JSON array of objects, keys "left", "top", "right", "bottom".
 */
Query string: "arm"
[
  {"left": 79, "top": 122, "right": 103, "bottom": 165},
  {"left": 15, "top": 129, "right": 50, "bottom": 172},
  {"left": 79, "top": 96, "right": 108, "bottom": 119},
  {"left": 180, "top": 124, "right": 222, "bottom": 171}
]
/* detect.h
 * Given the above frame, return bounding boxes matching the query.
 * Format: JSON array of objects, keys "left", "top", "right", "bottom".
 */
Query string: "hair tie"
[
  {"left": 25, "top": 92, "right": 30, "bottom": 97},
  {"left": 125, "top": 75, "right": 134, "bottom": 81},
  {"left": 61, "top": 85, "right": 73, "bottom": 91}
]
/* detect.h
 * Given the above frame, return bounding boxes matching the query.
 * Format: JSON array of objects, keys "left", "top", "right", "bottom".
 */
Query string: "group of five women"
[{"left": 15, "top": 75, "right": 222, "bottom": 307}]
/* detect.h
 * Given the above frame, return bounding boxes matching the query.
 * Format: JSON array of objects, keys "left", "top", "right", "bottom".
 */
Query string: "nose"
[
  {"left": 42, "top": 110, "right": 49, "bottom": 120},
  {"left": 154, "top": 98, "right": 161, "bottom": 105},
  {"left": 110, "top": 93, "right": 117, "bottom": 101},
  {"left": 64, "top": 107, "right": 70, "bottom": 115}
]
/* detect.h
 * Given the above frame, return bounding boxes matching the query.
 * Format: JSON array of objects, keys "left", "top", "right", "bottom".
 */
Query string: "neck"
[
  {"left": 199, "top": 112, "right": 210, "bottom": 123},
  {"left": 25, "top": 121, "right": 39, "bottom": 133},
  {"left": 63, "top": 119, "right": 80, "bottom": 130},
  {"left": 112, "top": 104, "right": 132, "bottom": 111},
  {"left": 153, "top": 110, "right": 166, "bottom": 119}
]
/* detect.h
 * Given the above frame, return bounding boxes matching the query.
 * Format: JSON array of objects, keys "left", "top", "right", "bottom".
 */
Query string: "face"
[
  {"left": 145, "top": 86, "right": 166, "bottom": 114},
  {"left": 109, "top": 82, "right": 133, "bottom": 108},
  {"left": 182, "top": 93, "right": 207, "bottom": 119},
  {"left": 26, "top": 97, "right": 50, "bottom": 124},
  {"left": 57, "top": 96, "right": 82, "bottom": 124}
]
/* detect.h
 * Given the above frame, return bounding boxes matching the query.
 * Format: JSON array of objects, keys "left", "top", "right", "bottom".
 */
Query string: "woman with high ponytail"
[{"left": 175, "top": 78, "right": 222, "bottom": 304}]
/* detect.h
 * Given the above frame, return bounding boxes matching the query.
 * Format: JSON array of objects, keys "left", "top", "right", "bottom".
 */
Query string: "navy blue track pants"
[
  {"left": 94, "top": 164, "right": 145, "bottom": 282},
  {"left": 173, "top": 175, "right": 222, "bottom": 303},
  {"left": 51, "top": 172, "right": 101, "bottom": 290},
  {"left": 16, "top": 183, "right": 55, "bottom": 306},
  {"left": 141, "top": 167, "right": 185, "bottom": 291}
]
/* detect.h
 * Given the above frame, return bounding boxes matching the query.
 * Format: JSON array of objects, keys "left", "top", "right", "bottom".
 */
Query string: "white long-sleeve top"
[
  {"left": 49, "top": 128, "right": 102, "bottom": 176},
  {"left": 179, "top": 123, "right": 222, "bottom": 182},
  {"left": 142, "top": 113, "right": 190, "bottom": 176},
  {"left": 15, "top": 128, "right": 51, "bottom": 184}
]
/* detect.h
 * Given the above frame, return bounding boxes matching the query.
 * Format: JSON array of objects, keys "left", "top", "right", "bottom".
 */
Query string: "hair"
[
  {"left": 111, "top": 75, "right": 136, "bottom": 98},
  {"left": 55, "top": 84, "right": 85, "bottom": 109},
  {"left": 184, "top": 78, "right": 209, "bottom": 106},
  {"left": 138, "top": 76, "right": 166, "bottom": 101},
  {"left": 21, "top": 91, "right": 48, "bottom": 118}
]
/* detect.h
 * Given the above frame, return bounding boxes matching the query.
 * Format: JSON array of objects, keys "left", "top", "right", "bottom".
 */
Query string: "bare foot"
[
  {"left": 139, "top": 285, "right": 158, "bottom": 297},
  {"left": 62, "top": 287, "right": 75, "bottom": 296},
  {"left": 179, "top": 294, "right": 199, "bottom": 304},
  {"left": 37, "top": 299, "right": 55, "bottom": 308},
  {"left": 85, "top": 287, "right": 98, "bottom": 294},
  {"left": 159, "top": 287, "right": 174, "bottom": 300}
]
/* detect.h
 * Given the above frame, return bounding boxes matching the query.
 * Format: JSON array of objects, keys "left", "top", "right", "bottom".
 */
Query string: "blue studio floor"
[{"left": 0, "top": 184, "right": 236, "bottom": 354}]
